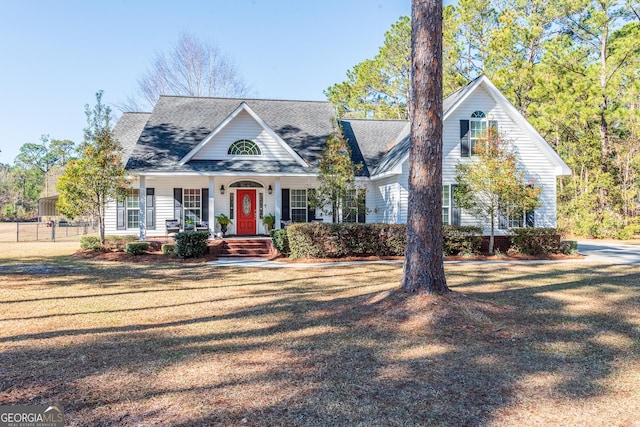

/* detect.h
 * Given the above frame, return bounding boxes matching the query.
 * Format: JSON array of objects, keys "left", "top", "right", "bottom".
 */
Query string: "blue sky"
[{"left": 0, "top": 0, "right": 452, "bottom": 165}]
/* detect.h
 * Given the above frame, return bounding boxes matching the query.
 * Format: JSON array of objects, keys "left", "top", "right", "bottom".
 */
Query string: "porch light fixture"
[
  {"left": 268, "top": 185, "right": 273, "bottom": 195},
  {"left": 220, "top": 185, "right": 225, "bottom": 194}
]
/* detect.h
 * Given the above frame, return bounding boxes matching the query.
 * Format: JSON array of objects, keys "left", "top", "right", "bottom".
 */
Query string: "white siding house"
[{"left": 106, "top": 76, "right": 570, "bottom": 238}]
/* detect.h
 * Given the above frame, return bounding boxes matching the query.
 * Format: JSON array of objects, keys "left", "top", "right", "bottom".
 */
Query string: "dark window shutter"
[
  {"left": 307, "top": 189, "right": 316, "bottom": 222},
  {"left": 146, "top": 188, "right": 155, "bottom": 230},
  {"left": 173, "top": 188, "right": 183, "bottom": 224},
  {"left": 357, "top": 189, "right": 366, "bottom": 223},
  {"left": 489, "top": 120, "right": 498, "bottom": 131},
  {"left": 201, "top": 188, "right": 209, "bottom": 222},
  {"left": 526, "top": 210, "right": 535, "bottom": 227},
  {"left": 460, "top": 120, "right": 470, "bottom": 157},
  {"left": 116, "top": 198, "right": 126, "bottom": 230},
  {"left": 281, "top": 189, "right": 290, "bottom": 221},
  {"left": 451, "top": 185, "right": 461, "bottom": 226}
]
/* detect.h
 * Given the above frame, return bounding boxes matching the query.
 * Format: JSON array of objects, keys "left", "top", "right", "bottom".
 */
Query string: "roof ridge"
[
  {"left": 443, "top": 75, "right": 483, "bottom": 100},
  {"left": 341, "top": 118, "right": 408, "bottom": 123},
  {"left": 157, "top": 94, "right": 332, "bottom": 104}
]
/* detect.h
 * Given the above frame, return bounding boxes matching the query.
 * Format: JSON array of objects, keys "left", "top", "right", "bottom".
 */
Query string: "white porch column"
[
  {"left": 274, "top": 178, "right": 281, "bottom": 230},
  {"left": 209, "top": 176, "right": 216, "bottom": 233},
  {"left": 139, "top": 175, "right": 146, "bottom": 241}
]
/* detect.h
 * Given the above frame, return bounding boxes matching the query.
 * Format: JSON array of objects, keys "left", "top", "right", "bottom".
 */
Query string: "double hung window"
[
  {"left": 342, "top": 189, "right": 366, "bottom": 223},
  {"left": 290, "top": 189, "right": 307, "bottom": 222},
  {"left": 442, "top": 185, "right": 451, "bottom": 225},
  {"left": 469, "top": 111, "right": 487, "bottom": 156},
  {"left": 183, "top": 189, "right": 201, "bottom": 224},
  {"left": 126, "top": 189, "right": 140, "bottom": 228},
  {"left": 461, "top": 111, "right": 496, "bottom": 157}
]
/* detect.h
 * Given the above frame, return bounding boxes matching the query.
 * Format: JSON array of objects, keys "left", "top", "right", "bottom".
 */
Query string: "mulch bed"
[{"left": 72, "top": 246, "right": 582, "bottom": 263}]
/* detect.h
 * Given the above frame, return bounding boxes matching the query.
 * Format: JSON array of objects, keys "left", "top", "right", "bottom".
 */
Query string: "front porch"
[{"left": 117, "top": 175, "right": 324, "bottom": 240}]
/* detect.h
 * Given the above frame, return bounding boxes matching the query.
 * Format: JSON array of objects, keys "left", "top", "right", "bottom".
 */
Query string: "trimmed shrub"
[
  {"left": 80, "top": 235, "right": 101, "bottom": 251},
  {"left": 126, "top": 242, "right": 149, "bottom": 255},
  {"left": 443, "top": 225, "right": 482, "bottom": 256},
  {"left": 287, "top": 223, "right": 332, "bottom": 258},
  {"left": 285, "top": 223, "right": 406, "bottom": 259},
  {"left": 270, "top": 229, "right": 290, "bottom": 256},
  {"left": 174, "top": 230, "right": 211, "bottom": 258},
  {"left": 510, "top": 228, "right": 563, "bottom": 255},
  {"left": 161, "top": 243, "right": 176, "bottom": 256},
  {"left": 560, "top": 240, "right": 579, "bottom": 255},
  {"left": 104, "top": 235, "right": 138, "bottom": 251},
  {"left": 374, "top": 224, "right": 407, "bottom": 256}
]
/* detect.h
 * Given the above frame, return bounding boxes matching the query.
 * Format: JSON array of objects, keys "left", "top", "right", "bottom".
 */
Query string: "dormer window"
[{"left": 228, "top": 139, "right": 261, "bottom": 156}]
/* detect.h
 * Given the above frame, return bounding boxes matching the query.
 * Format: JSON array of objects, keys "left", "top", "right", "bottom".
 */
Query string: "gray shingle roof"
[
  {"left": 341, "top": 119, "right": 409, "bottom": 177},
  {"left": 443, "top": 76, "right": 480, "bottom": 113},
  {"left": 120, "top": 77, "right": 481, "bottom": 176},
  {"left": 125, "top": 96, "right": 335, "bottom": 173},
  {"left": 112, "top": 112, "right": 150, "bottom": 165},
  {"left": 369, "top": 76, "right": 484, "bottom": 176}
]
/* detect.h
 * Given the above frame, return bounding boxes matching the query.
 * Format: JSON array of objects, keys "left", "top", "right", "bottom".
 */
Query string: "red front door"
[{"left": 236, "top": 189, "right": 257, "bottom": 235}]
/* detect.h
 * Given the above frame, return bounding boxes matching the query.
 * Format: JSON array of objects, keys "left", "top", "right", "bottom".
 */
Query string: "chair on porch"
[
  {"left": 195, "top": 221, "right": 209, "bottom": 232},
  {"left": 166, "top": 219, "right": 180, "bottom": 235}
]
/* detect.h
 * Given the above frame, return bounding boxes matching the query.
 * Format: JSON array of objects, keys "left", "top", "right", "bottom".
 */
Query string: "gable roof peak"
[{"left": 177, "top": 100, "right": 309, "bottom": 168}]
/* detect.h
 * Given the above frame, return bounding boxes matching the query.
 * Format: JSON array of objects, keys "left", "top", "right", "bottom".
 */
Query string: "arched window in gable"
[
  {"left": 228, "top": 139, "right": 262, "bottom": 156},
  {"left": 469, "top": 111, "right": 488, "bottom": 155},
  {"left": 461, "top": 111, "right": 497, "bottom": 157}
]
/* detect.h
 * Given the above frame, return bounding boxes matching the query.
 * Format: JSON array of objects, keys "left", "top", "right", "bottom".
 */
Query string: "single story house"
[{"left": 106, "top": 75, "right": 571, "bottom": 238}]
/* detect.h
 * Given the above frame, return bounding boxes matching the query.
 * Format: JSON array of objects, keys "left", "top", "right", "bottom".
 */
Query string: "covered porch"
[{"left": 128, "top": 174, "right": 322, "bottom": 240}]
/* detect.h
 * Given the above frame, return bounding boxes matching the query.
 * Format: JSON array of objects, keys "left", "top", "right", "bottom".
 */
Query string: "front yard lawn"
[{"left": 1, "top": 248, "right": 639, "bottom": 426}]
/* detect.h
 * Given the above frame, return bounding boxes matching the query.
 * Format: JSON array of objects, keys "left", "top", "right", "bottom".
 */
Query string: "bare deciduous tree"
[{"left": 121, "top": 32, "right": 251, "bottom": 111}]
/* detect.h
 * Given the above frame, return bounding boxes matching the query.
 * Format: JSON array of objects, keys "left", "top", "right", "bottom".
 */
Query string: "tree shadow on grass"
[{"left": 1, "top": 263, "right": 639, "bottom": 426}]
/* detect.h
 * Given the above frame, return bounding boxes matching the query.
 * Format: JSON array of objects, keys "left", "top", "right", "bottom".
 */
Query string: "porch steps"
[{"left": 213, "top": 238, "right": 276, "bottom": 258}]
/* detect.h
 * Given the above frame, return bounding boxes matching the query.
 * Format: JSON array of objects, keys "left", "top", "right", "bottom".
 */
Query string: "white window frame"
[
  {"left": 469, "top": 111, "right": 487, "bottom": 156},
  {"left": 442, "top": 185, "right": 451, "bottom": 225},
  {"left": 183, "top": 189, "right": 202, "bottom": 225},
  {"left": 342, "top": 189, "right": 366, "bottom": 223},
  {"left": 227, "top": 139, "right": 262, "bottom": 156},
  {"left": 126, "top": 189, "right": 140, "bottom": 229},
  {"left": 290, "top": 189, "right": 307, "bottom": 223}
]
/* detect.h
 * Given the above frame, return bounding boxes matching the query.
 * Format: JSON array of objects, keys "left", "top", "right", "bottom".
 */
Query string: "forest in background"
[
  {"left": 2, "top": 0, "right": 639, "bottom": 238},
  {"left": 326, "top": 0, "right": 640, "bottom": 238}
]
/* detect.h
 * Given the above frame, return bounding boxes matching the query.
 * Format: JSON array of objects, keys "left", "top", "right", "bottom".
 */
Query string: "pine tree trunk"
[{"left": 401, "top": 0, "right": 449, "bottom": 294}]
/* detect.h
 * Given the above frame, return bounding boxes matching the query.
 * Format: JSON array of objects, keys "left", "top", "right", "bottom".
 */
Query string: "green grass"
[{"left": 0, "top": 245, "right": 639, "bottom": 426}]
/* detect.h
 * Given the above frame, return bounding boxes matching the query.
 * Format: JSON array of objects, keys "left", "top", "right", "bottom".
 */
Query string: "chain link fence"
[{"left": 0, "top": 221, "right": 98, "bottom": 242}]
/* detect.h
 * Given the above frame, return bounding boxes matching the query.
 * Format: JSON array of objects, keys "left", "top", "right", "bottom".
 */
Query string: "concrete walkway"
[
  {"left": 211, "top": 257, "right": 404, "bottom": 268},
  {"left": 208, "top": 240, "right": 640, "bottom": 268},
  {"left": 577, "top": 240, "right": 640, "bottom": 265}
]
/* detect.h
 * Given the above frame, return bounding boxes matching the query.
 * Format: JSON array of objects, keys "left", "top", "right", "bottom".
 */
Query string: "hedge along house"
[{"left": 106, "top": 75, "right": 571, "bottom": 239}]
